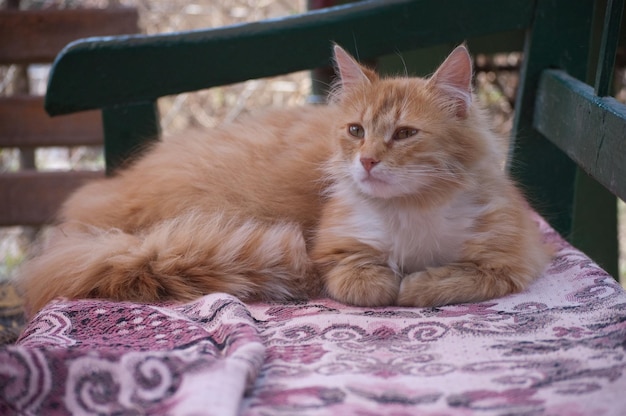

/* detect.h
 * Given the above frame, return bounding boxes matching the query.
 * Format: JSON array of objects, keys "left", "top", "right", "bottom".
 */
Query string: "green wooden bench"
[{"left": 44, "top": 0, "right": 624, "bottom": 278}]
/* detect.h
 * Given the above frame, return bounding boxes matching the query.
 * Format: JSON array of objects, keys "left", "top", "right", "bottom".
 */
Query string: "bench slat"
[
  {"left": 45, "top": 0, "right": 534, "bottom": 115},
  {"left": 533, "top": 69, "right": 626, "bottom": 202},
  {"left": 0, "top": 96, "right": 102, "bottom": 148},
  {"left": 0, "top": 8, "right": 139, "bottom": 64},
  {"left": 0, "top": 170, "right": 103, "bottom": 226}
]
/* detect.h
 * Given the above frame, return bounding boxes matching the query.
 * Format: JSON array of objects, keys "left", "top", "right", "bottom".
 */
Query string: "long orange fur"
[{"left": 16, "top": 45, "right": 551, "bottom": 315}]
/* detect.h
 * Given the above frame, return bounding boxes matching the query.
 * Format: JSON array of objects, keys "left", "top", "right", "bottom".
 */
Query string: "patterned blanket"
[{"left": 2, "top": 219, "right": 626, "bottom": 415}]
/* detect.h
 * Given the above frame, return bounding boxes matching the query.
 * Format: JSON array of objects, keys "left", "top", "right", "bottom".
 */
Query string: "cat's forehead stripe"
[{"left": 367, "top": 88, "right": 409, "bottom": 138}]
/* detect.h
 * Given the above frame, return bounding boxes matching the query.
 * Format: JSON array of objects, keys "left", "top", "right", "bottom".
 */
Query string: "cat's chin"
[{"left": 356, "top": 177, "right": 404, "bottom": 199}]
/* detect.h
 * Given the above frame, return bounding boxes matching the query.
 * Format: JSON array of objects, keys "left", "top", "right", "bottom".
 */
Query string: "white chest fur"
[{"left": 331, "top": 186, "right": 482, "bottom": 275}]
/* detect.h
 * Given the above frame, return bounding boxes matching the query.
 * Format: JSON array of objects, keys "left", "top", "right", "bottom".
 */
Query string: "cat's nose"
[{"left": 360, "top": 157, "right": 380, "bottom": 173}]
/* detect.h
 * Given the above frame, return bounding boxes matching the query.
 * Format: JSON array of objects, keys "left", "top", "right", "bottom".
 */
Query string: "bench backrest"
[{"left": 43, "top": 0, "right": 625, "bottom": 277}]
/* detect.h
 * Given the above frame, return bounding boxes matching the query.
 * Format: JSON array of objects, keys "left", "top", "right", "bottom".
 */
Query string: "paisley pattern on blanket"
[{"left": 2, "top": 218, "right": 626, "bottom": 415}]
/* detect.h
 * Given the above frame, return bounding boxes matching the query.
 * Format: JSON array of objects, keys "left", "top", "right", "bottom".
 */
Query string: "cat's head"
[{"left": 329, "top": 44, "right": 494, "bottom": 202}]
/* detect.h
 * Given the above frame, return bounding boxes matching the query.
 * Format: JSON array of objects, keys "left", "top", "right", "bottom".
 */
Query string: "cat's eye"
[
  {"left": 347, "top": 124, "right": 365, "bottom": 139},
  {"left": 393, "top": 127, "right": 419, "bottom": 141}
]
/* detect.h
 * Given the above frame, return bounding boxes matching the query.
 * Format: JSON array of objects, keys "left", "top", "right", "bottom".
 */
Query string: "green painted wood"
[
  {"left": 509, "top": 0, "right": 595, "bottom": 238},
  {"left": 566, "top": 0, "right": 620, "bottom": 279},
  {"left": 378, "top": 31, "right": 524, "bottom": 79},
  {"left": 572, "top": 172, "right": 619, "bottom": 277},
  {"left": 533, "top": 69, "right": 626, "bottom": 203},
  {"left": 45, "top": 0, "right": 534, "bottom": 115},
  {"left": 534, "top": 69, "right": 624, "bottom": 277},
  {"left": 594, "top": 0, "right": 624, "bottom": 96},
  {"left": 102, "top": 102, "right": 160, "bottom": 173}
]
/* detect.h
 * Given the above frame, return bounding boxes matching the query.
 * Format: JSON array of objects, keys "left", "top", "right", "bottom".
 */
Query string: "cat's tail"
[{"left": 16, "top": 211, "right": 319, "bottom": 315}]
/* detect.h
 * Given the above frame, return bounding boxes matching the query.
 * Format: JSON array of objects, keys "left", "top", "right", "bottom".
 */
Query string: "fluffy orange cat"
[{"left": 17, "top": 45, "right": 551, "bottom": 315}]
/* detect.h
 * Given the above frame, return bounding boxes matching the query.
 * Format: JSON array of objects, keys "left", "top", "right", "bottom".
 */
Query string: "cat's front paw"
[
  {"left": 397, "top": 270, "right": 441, "bottom": 307},
  {"left": 398, "top": 264, "right": 516, "bottom": 307},
  {"left": 397, "top": 267, "right": 473, "bottom": 307},
  {"left": 324, "top": 264, "right": 400, "bottom": 307}
]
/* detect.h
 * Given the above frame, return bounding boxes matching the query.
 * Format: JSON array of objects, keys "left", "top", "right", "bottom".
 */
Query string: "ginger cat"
[{"left": 17, "top": 45, "right": 551, "bottom": 315}]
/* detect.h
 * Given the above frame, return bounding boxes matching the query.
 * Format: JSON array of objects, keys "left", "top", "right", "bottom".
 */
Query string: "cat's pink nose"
[{"left": 360, "top": 157, "right": 380, "bottom": 173}]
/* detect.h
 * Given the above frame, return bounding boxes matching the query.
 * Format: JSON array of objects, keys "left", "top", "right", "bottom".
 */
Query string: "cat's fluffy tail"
[{"left": 16, "top": 211, "right": 318, "bottom": 315}]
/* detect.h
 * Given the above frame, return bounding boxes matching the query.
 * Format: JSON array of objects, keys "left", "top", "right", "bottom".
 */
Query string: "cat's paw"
[
  {"left": 324, "top": 264, "right": 400, "bottom": 307},
  {"left": 397, "top": 270, "right": 441, "bottom": 307},
  {"left": 397, "top": 264, "right": 516, "bottom": 307},
  {"left": 397, "top": 266, "right": 473, "bottom": 307}
]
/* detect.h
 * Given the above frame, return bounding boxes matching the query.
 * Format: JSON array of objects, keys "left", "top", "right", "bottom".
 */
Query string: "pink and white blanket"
[{"left": 2, "top": 220, "right": 626, "bottom": 415}]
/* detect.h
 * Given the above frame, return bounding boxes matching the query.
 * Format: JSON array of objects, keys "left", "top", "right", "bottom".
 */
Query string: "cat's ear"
[
  {"left": 428, "top": 45, "right": 473, "bottom": 118},
  {"left": 333, "top": 44, "right": 376, "bottom": 91}
]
